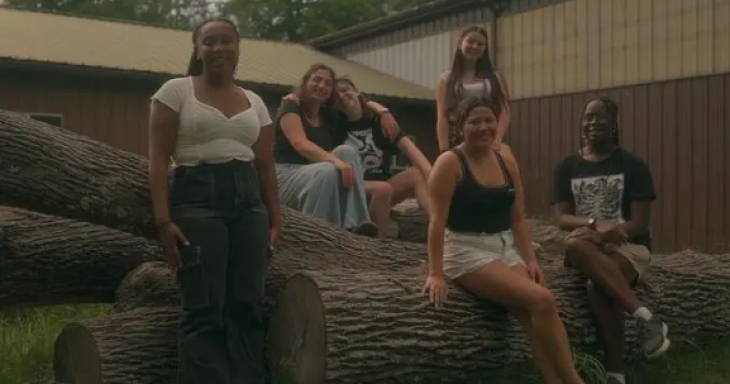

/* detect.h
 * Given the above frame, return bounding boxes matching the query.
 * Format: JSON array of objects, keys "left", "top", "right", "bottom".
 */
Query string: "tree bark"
[
  {"left": 53, "top": 306, "right": 180, "bottom": 384},
  {"left": 267, "top": 253, "right": 730, "bottom": 384},
  {"left": 0, "top": 109, "right": 156, "bottom": 238},
  {"left": 112, "top": 261, "right": 180, "bottom": 312},
  {"left": 55, "top": 251, "right": 730, "bottom": 384},
  {"left": 390, "top": 207, "right": 428, "bottom": 243},
  {"left": 0, "top": 206, "right": 160, "bottom": 308}
]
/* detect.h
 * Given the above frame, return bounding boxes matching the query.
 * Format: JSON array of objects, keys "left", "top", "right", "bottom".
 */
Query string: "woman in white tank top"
[
  {"left": 148, "top": 18, "right": 279, "bottom": 384},
  {"left": 436, "top": 25, "right": 513, "bottom": 152}
]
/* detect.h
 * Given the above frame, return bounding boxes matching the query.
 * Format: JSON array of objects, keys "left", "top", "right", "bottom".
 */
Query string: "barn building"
[
  {"left": 310, "top": 0, "right": 730, "bottom": 253},
  {"left": 0, "top": 6, "right": 436, "bottom": 169}
]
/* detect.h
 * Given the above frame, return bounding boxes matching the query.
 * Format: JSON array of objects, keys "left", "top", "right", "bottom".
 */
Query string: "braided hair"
[
  {"left": 581, "top": 96, "right": 620, "bottom": 150},
  {"left": 186, "top": 18, "right": 240, "bottom": 76}
]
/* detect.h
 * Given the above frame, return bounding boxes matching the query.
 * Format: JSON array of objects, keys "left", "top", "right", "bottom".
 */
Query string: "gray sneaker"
[{"left": 638, "top": 315, "right": 671, "bottom": 359}]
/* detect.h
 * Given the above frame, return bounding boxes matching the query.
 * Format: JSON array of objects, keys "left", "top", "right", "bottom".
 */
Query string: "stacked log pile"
[{"left": 2, "top": 109, "right": 730, "bottom": 384}]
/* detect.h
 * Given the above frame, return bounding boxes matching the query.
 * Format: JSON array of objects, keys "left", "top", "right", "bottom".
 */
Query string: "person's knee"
[
  {"left": 565, "top": 237, "right": 595, "bottom": 264},
  {"left": 369, "top": 182, "right": 394, "bottom": 201},
  {"left": 333, "top": 145, "right": 359, "bottom": 162},
  {"left": 311, "top": 163, "right": 340, "bottom": 185},
  {"left": 525, "top": 286, "right": 557, "bottom": 316}
]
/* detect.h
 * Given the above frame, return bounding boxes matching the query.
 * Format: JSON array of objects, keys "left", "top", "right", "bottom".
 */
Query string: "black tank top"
[{"left": 447, "top": 148, "right": 516, "bottom": 234}]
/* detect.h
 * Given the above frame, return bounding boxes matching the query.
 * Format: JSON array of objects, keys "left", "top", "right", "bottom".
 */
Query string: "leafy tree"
[
  {"left": 5, "top": 0, "right": 215, "bottom": 28},
  {"left": 6, "top": 0, "right": 433, "bottom": 39},
  {"left": 223, "top": 0, "right": 434, "bottom": 41}
]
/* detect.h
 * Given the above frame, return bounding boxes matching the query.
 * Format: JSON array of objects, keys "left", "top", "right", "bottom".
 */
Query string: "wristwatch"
[{"left": 587, "top": 217, "right": 597, "bottom": 229}]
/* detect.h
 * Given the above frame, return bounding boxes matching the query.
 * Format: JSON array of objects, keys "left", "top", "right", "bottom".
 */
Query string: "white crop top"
[
  {"left": 151, "top": 77, "right": 273, "bottom": 166},
  {"left": 439, "top": 70, "right": 493, "bottom": 100}
]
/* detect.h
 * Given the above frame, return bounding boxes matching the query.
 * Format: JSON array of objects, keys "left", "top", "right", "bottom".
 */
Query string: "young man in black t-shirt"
[
  {"left": 333, "top": 78, "right": 432, "bottom": 236},
  {"left": 551, "top": 97, "right": 670, "bottom": 384},
  {"left": 339, "top": 109, "right": 401, "bottom": 182}
]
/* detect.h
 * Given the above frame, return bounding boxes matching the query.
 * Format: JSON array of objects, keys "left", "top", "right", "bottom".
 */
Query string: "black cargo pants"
[{"left": 170, "top": 159, "right": 269, "bottom": 384}]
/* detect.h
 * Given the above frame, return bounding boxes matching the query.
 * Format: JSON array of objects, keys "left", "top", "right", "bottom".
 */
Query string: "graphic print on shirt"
[
  {"left": 345, "top": 129, "right": 384, "bottom": 173},
  {"left": 570, "top": 173, "right": 625, "bottom": 222}
]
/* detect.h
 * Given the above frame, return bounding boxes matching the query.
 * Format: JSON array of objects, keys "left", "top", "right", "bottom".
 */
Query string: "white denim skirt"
[{"left": 443, "top": 228, "right": 525, "bottom": 279}]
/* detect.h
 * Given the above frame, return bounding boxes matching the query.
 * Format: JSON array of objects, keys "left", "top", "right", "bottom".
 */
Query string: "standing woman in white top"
[
  {"left": 147, "top": 18, "right": 281, "bottom": 384},
  {"left": 436, "top": 25, "right": 512, "bottom": 152}
]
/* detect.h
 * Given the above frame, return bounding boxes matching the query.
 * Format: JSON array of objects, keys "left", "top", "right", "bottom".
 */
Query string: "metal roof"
[{"left": 0, "top": 7, "right": 434, "bottom": 101}]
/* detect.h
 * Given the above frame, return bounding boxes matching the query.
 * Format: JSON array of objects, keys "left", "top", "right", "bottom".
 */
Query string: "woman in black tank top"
[{"left": 423, "top": 96, "right": 585, "bottom": 384}]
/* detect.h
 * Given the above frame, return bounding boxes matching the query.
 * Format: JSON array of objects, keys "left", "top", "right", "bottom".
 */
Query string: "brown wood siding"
[
  {"left": 0, "top": 71, "right": 436, "bottom": 164},
  {"left": 0, "top": 72, "right": 155, "bottom": 156},
  {"left": 391, "top": 104, "right": 439, "bottom": 161},
  {"left": 506, "top": 72, "right": 730, "bottom": 254}
]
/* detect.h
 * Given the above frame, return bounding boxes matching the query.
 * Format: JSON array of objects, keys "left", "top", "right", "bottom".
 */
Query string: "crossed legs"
[{"left": 566, "top": 237, "right": 671, "bottom": 383}]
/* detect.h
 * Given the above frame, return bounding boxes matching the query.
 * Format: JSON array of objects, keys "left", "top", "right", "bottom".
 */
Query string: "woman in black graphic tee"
[
  {"left": 332, "top": 77, "right": 432, "bottom": 236},
  {"left": 551, "top": 97, "right": 670, "bottom": 384}
]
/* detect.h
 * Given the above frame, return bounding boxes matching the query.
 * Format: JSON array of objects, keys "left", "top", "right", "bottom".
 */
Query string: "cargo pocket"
[{"left": 176, "top": 245, "right": 209, "bottom": 310}]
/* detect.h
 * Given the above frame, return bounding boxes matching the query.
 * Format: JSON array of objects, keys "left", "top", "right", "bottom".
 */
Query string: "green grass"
[
  {"left": 1, "top": 305, "right": 728, "bottom": 384},
  {"left": 0, "top": 305, "right": 110, "bottom": 384}
]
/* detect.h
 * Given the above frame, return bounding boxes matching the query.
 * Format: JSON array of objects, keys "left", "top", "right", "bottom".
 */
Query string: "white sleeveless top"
[
  {"left": 440, "top": 70, "right": 493, "bottom": 101},
  {"left": 151, "top": 77, "right": 272, "bottom": 167}
]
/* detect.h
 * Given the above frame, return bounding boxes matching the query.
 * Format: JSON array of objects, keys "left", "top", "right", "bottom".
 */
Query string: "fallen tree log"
[
  {"left": 0, "top": 206, "right": 160, "bottom": 308},
  {"left": 53, "top": 306, "right": 179, "bottom": 384},
  {"left": 267, "top": 253, "right": 730, "bottom": 384},
  {"left": 0, "top": 109, "right": 155, "bottom": 238},
  {"left": 112, "top": 261, "right": 179, "bottom": 312},
  {"left": 5, "top": 108, "right": 730, "bottom": 381},
  {"left": 55, "top": 248, "right": 730, "bottom": 384}
]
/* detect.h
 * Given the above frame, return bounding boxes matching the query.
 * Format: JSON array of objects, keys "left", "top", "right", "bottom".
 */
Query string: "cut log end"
[
  {"left": 54, "top": 323, "right": 102, "bottom": 384},
  {"left": 113, "top": 261, "right": 179, "bottom": 311},
  {"left": 267, "top": 274, "right": 327, "bottom": 384}
]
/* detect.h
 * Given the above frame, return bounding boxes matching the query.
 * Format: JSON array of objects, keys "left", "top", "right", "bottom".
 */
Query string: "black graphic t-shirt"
[
  {"left": 274, "top": 100, "right": 342, "bottom": 165},
  {"left": 337, "top": 111, "right": 402, "bottom": 181},
  {"left": 551, "top": 147, "right": 656, "bottom": 247}
]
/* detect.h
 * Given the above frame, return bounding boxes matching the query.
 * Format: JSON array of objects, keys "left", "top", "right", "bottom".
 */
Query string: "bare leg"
[
  {"left": 364, "top": 181, "right": 393, "bottom": 236},
  {"left": 456, "top": 262, "right": 584, "bottom": 384},
  {"left": 565, "top": 239, "right": 643, "bottom": 312},
  {"left": 587, "top": 253, "right": 638, "bottom": 379},
  {"left": 387, "top": 167, "right": 430, "bottom": 217},
  {"left": 510, "top": 265, "right": 562, "bottom": 384},
  {"left": 567, "top": 239, "right": 670, "bottom": 360}
]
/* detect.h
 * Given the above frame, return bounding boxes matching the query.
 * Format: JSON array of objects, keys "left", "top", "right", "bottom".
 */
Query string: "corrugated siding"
[
  {"left": 497, "top": 0, "right": 730, "bottom": 99},
  {"left": 329, "top": 7, "right": 494, "bottom": 90},
  {"left": 506, "top": 73, "right": 730, "bottom": 254},
  {"left": 348, "top": 31, "right": 457, "bottom": 89}
]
